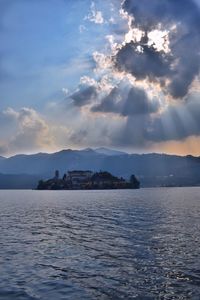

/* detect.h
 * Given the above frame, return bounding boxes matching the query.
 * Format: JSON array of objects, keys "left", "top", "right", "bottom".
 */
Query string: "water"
[{"left": 0, "top": 188, "right": 200, "bottom": 300}]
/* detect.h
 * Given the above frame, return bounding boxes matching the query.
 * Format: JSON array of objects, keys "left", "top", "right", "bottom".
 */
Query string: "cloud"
[
  {"left": 70, "top": 85, "right": 97, "bottom": 107},
  {"left": 111, "top": 115, "right": 150, "bottom": 147},
  {"left": 122, "top": 0, "right": 200, "bottom": 30},
  {"left": 3, "top": 0, "right": 195, "bottom": 156},
  {"left": 79, "top": 24, "right": 87, "bottom": 34},
  {"left": 122, "top": 87, "right": 159, "bottom": 116},
  {"left": 0, "top": 108, "right": 17, "bottom": 126},
  {"left": 62, "top": 87, "right": 69, "bottom": 96},
  {"left": 146, "top": 96, "right": 200, "bottom": 142},
  {"left": 0, "top": 144, "right": 8, "bottom": 156},
  {"left": 114, "top": 0, "right": 200, "bottom": 99},
  {"left": 84, "top": 2, "right": 104, "bottom": 24},
  {"left": 91, "top": 87, "right": 121, "bottom": 114},
  {"left": 92, "top": 86, "right": 160, "bottom": 116},
  {"left": 115, "top": 41, "right": 171, "bottom": 81},
  {"left": 62, "top": 0, "right": 200, "bottom": 154},
  {"left": 109, "top": 94, "right": 200, "bottom": 148},
  {"left": 0, "top": 107, "right": 54, "bottom": 155}
]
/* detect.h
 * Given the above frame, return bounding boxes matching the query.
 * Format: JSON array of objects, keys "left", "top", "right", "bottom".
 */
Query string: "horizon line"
[{"left": 1, "top": 147, "right": 199, "bottom": 159}]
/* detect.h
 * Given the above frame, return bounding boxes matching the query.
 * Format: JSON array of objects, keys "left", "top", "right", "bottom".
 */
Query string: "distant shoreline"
[{"left": 0, "top": 186, "right": 200, "bottom": 191}]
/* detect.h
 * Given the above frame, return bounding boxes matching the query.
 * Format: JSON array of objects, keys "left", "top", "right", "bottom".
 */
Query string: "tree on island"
[
  {"left": 130, "top": 175, "right": 140, "bottom": 189},
  {"left": 37, "top": 180, "right": 45, "bottom": 190}
]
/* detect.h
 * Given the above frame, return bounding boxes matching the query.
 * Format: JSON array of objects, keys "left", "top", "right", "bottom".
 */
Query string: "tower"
[{"left": 55, "top": 170, "right": 59, "bottom": 179}]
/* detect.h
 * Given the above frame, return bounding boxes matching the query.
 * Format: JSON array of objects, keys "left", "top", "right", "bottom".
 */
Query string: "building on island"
[
  {"left": 67, "top": 170, "right": 93, "bottom": 189},
  {"left": 68, "top": 170, "right": 92, "bottom": 182},
  {"left": 37, "top": 170, "right": 140, "bottom": 190}
]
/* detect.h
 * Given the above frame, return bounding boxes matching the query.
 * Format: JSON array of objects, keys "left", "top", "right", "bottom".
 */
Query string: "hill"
[{"left": 0, "top": 148, "right": 199, "bottom": 188}]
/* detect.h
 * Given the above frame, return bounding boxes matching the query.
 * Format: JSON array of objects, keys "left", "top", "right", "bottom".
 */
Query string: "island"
[{"left": 37, "top": 170, "right": 140, "bottom": 190}]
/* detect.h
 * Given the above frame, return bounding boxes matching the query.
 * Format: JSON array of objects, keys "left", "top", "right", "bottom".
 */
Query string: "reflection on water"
[{"left": 0, "top": 188, "right": 200, "bottom": 299}]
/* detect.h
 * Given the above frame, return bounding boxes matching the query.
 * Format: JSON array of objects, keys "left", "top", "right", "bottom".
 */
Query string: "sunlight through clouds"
[{"left": 0, "top": 0, "right": 200, "bottom": 156}]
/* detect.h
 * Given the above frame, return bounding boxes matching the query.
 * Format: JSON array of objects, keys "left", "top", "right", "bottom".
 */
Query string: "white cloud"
[
  {"left": 79, "top": 75, "right": 97, "bottom": 87},
  {"left": 147, "top": 29, "right": 171, "bottom": 53},
  {"left": 124, "top": 28, "right": 145, "bottom": 44},
  {"left": 62, "top": 87, "right": 69, "bottom": 96},
  {"left": 84, "top": 2, "right": 104, "bottom": 24},
  {"left": 0, "top": 107, "right": 55, "bottom": 155},
  {"left": 79, "top": 24, "right": 87, "bottom": 33},
  {"left": 92, "top": 51, "right": 112, "bottom": 73}
]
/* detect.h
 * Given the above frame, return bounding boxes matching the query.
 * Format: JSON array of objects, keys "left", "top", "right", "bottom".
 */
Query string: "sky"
[{"left": 0, "top": 0, "right": 200, "bottom": 156}]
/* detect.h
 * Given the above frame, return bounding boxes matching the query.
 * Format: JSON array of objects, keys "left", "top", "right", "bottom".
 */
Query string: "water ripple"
[{"left": 0, "top": 188, "right": 200, "bottom": 299}]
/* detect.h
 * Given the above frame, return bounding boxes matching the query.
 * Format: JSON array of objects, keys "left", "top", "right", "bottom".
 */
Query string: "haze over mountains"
[{"left": 0, "top": 148, "right": 199, "bottom": 189}]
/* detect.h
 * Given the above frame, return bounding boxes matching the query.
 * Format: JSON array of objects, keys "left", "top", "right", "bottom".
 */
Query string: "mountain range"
[{"left": 0, "top": 148, "right": 199, "bottom": 189}]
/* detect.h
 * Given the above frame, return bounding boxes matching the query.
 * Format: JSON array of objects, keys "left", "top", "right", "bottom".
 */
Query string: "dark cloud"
[
  {"left": 146, "top": 97, "right": 200, "bottom": 142},
  {"left": 115, "top": 40, "right": 172, "bottom": 81},
  {"left": 111, "top": 115, "right": 149, "bottom": 147},
  {"left": 92, "top": 86, "right": 159, "bottom": 116},
  {"left": 69, "top": 129, "right": 88, "bottom": 144},
  {"left": 111, "top": 96, "right": 200, "bottom": 147},
  {"left": 91, "top": 87, "right": 122, "bottom": 114},
  {"left": 122, "top": 0, "right": 200, "bottom": 30},
  {"left": 67, "top": 0, "right": 200, "bottom": 149},
  {"left": 70, "top": 86, "right": 97, "bottom": 107},
  {"left": 167, "top": 32, "right": 200, "bottom": 98},
  {"left": 122, "top": 87, "right": 159, "bottom": 115},
  {"left": 115, "top": 0, "right": 200, "bottom": 99}
]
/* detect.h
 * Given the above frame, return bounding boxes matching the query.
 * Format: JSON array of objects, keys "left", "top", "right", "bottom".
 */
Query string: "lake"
[{"left": 0, "top": 188, "right": 200, "bottom": 299}]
